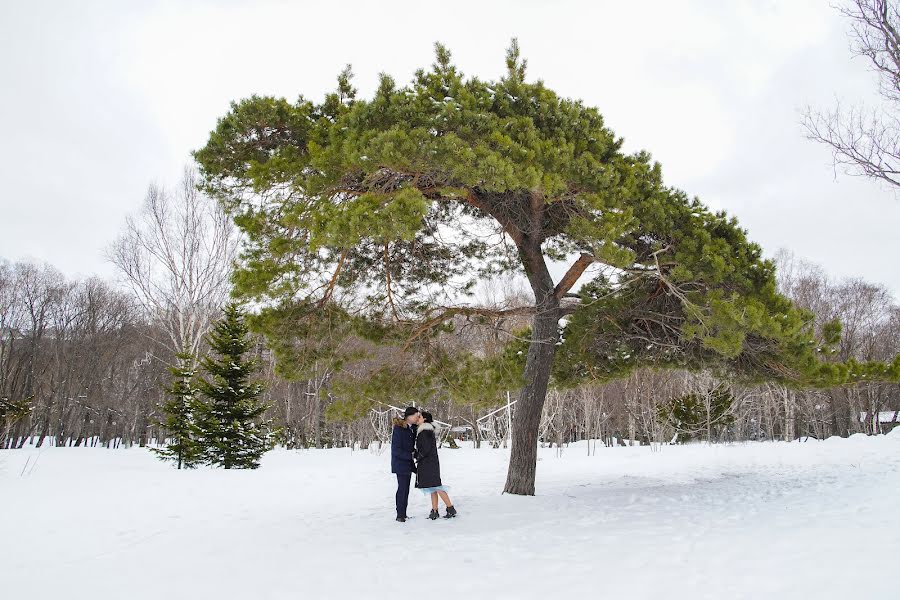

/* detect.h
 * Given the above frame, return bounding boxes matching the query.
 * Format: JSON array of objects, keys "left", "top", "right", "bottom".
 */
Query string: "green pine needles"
[
  {"left": 658, "top": 385, "right": 736, "bottom": 443},
  {"left": 155, "top": 304, "right": 276, "bottom": 469},
  {"left": 152, "top": 351, "right": 204, "bottom": 469},
  {"left": 195, "top": 303, "right": 275, "bottom": 469},
  {"left": 193, "top": 40, "right": 840, "bottom": 391}
]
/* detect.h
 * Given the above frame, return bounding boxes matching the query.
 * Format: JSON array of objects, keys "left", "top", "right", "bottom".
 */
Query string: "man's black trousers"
[{"left": 395, "top": 473, "right": 412, "bottom": 518}]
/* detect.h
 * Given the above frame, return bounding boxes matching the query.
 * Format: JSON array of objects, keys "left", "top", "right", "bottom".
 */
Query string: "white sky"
[{"left": 1, "top": 0, "right": 897, "bottom": 295}]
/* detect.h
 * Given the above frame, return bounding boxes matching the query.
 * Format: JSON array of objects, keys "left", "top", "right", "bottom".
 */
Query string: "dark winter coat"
[
  {"left": 391, "top": 418, "right": 416, "bottom": 474},
  {"left": 414, "top": 422, "right": 442, "bottom": 489}
]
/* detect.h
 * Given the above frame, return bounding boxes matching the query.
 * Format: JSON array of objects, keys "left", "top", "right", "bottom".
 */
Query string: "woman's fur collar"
[{"left": 416, "top": 422, "right": 435, "bottom": 434}]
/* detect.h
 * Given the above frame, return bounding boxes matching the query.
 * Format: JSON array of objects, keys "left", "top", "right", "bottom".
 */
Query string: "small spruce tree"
[
  {"left": 659, "top": 385, "right": 735, "bottom": 443},
  {"left": 152, "top": 351, "right": 203, "bottom": 469},
  {"left": 196, "top": 303, "right": 274, "bottom": 469}
]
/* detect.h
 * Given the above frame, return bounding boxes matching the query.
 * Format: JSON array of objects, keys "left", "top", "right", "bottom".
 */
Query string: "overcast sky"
[{"left": 1, "top": 0, "right": 897, "bottom": 296}]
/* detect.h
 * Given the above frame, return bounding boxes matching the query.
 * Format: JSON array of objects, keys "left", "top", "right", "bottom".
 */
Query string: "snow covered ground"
[{"left": 2, "top": 433, "right": 899, "bottom": 599}]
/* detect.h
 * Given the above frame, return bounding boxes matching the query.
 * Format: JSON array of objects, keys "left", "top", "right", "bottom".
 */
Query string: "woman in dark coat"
[{"left": 415, "top": 411, "right": 457, "bottom": 520}]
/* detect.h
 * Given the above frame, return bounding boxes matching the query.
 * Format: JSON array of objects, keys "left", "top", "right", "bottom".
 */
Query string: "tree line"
[{"left": 2, "top": 247, "right": 897, "bottom": 452}]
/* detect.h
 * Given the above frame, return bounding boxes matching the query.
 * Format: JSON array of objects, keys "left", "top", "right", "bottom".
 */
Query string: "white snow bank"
[{"left": 1, "top": 435, "right": 898, "bottom": 599}]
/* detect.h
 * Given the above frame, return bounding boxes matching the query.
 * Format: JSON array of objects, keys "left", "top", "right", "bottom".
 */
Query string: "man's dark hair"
[{"left": 403, "top": 406, "right": 419, "bottom": 418}]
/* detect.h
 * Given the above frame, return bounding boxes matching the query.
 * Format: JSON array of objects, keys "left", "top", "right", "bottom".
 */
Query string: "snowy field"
[{"left": 2, "top": 433, "right": 899, "bottom": 599}]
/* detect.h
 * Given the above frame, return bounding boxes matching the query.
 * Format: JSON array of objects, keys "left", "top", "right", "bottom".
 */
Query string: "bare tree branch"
[
  {"left": 108, "top": 167, "right": 238, "bottom": 358},
  {"left": 803, "top": 1, "right": 900, "bottom": 188}
]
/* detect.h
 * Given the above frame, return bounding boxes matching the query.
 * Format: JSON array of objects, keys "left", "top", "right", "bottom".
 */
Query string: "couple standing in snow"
[{"left": 391, "top": 406, "right": 457, "bottom": 522}]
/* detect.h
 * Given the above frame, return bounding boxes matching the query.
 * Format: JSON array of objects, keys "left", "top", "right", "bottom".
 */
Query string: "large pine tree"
[
  {"left": 195, "top": 303, "right": 273, "bottom": 469},
  {"left": 194, "top": 41, "right": 881, "bottom": 494},
  {"left": 152, "top": 351, "right": 203, "bottom": 469}
]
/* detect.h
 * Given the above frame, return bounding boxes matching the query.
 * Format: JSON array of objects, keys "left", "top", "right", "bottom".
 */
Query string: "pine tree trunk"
[
  {"left": 503, "top": 300, "right": 560, "bottom": 495},
  {"left": 503, "top": 230, "right": 560, "bottom": 495}
]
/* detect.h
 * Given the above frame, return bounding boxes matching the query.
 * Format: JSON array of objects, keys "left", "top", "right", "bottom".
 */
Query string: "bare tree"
[
  {"left": 803, "top": 0, "right": 900, "bottom": 187},
  {"left": 109, "top": 168, "right": 237, "bottom": 358},
  {"left": 0, "top": 260, "right": 22, "bottom": 399}
]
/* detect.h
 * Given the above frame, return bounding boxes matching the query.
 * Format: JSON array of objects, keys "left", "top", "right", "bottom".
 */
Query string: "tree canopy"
[{"left": 195, "top": 41, "right": 887, "bottom": 494}]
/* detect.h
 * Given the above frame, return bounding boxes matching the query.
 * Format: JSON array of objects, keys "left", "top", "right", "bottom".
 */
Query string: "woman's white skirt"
[{"left": 418, "top": 485, "right": 450, "bottom": 494}]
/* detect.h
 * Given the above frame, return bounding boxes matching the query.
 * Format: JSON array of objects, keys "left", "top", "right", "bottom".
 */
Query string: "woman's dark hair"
[{"left": 421, "top": 411, "right": 434, "bottom": 423}]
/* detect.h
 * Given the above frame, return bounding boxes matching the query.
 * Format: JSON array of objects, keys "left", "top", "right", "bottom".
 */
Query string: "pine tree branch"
[
  {"left": 402, "top": 305, "right": 536, "bottom": 350},
  {"left": 553, "top": 253, "right": 596, "bottom": 300}
]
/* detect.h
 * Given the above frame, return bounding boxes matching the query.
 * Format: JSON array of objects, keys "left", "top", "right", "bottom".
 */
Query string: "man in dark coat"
[{"left": 391, "top": 406, "right": 419, "bottom": 522}]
